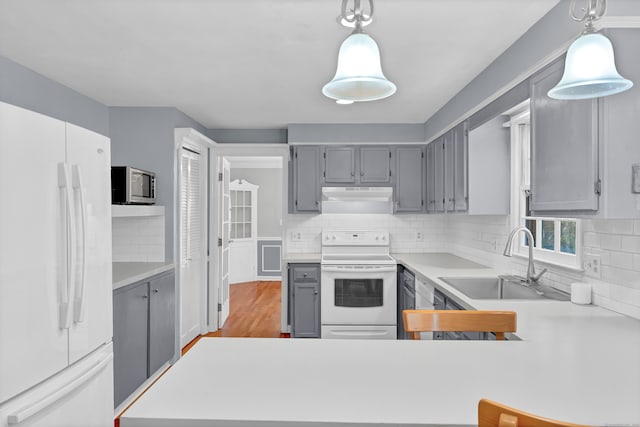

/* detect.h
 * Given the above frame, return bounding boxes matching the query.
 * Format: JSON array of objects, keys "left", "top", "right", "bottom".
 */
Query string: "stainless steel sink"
[{"left": 439, "top": 276, "right": 570, "bottom": 301}]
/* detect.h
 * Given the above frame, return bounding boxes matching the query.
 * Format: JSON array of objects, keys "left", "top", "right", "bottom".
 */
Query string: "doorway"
[{"left": 211, "top": 149, "right": 286, "bottom": 331}]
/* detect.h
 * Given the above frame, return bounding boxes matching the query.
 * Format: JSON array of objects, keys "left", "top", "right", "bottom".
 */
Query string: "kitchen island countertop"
[{"left": 120, "top": 252, "right": 640, "bottom": 427}]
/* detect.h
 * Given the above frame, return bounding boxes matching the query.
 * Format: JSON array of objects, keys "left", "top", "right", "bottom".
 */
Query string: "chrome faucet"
[{"left": 503, "top": 227, "right": 547, "bottom": 284}]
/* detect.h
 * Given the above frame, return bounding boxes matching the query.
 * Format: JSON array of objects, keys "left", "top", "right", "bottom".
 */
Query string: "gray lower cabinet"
[
  {"left": 113, "top": 281, "right": 148, "bottom": 408},
  {"left": 148, "top": 272, "right": 176, "bottom": 375},
  {"left": 397, "top": 266, "right": 416, "bottom": 339},
  {"left": 292, "top": 146, "right": 321, "bottom": 212},
  {"left": 288, "top": 264, "right": 320, "bottom": 338},
  {"left": 113, "top": 270, "right": 176, "bottom": 407},
  {"left": 530, "top": 58, "right": 599, "bottom": 212},
  {"left": 394, "top": 146, "right": 425, "bottom": 212}
]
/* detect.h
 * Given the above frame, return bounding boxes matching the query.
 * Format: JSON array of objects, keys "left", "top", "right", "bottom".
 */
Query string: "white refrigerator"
[{"left": 0, "top": 101, "right": 114, "bottom": 426}]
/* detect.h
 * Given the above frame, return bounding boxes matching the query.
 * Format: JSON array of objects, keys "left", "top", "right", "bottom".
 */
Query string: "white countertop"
[
  {"left": 120, "top": 253, "right": 640, "bottom": 426},
  {"left": 282, "top": 252, "right": 321, "bottom": 263},
  {"left": 113, "top": 262, "right": 175, "bottom": 290}
]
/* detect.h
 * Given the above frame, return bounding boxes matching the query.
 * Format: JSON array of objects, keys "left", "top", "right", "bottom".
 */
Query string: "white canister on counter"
[{"left": 570, "top": 282, "right": 592, "bottom": 304}]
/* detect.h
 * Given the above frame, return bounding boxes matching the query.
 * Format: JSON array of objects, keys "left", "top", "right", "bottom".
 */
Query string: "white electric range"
[{"left": 320, "top": 230, "right": 397, "bottom": 340}]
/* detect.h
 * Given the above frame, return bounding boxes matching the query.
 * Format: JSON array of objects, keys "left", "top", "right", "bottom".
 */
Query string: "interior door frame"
[
  {"left": 174, "top": 128, "right": 214, "bottom": 357},
  {"left": 209, "top": 144, "right": 289, "bottom": 333}
]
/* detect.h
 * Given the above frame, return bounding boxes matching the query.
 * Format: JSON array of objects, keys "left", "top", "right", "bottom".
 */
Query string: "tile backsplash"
[
  {"left": 285, "top": 213, "right": 640, "bottom": 319},
  {"left": 112, "top": 216, "right": 165, "bottom": 262},
  {"left": 285, "top": 214, "right": 446, "bottom": 254},
  {"left": 445, "top": 215, "right": 640, "bottom": 320}
]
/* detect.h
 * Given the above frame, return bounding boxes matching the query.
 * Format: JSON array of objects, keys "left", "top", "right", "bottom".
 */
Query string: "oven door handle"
[{"left": 321, "top": 266, "right": 397, "bottom": 273}]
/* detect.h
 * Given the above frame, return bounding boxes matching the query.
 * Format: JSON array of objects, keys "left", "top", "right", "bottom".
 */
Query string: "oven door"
[{"left": 321, "top": 264, "right": 397, "bottom": 326}]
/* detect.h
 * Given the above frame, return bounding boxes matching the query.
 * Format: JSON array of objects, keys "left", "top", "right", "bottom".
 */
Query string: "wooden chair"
[
  {"left": 478, "top": 399, "right": 587, "bottom": 427},
  {"left": 402, "top": 309, "right": 516, "bottom": 340}
]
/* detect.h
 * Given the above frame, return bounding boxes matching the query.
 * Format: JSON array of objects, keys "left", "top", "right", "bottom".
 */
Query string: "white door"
[
  {"left": 228, "top": 181, "right": 258, "bottom": 284},
  {"left": 218, "top": 158, "right": 231, "bottom": 327},
  {"left": 0, "top": 102, "right": 70, "bottom": 403},
  {"left": 66, "top": 123, "right": 113, "bottom": 364},
  {"left": 179, "top": 147, "right": 206, "bottom": 347}
]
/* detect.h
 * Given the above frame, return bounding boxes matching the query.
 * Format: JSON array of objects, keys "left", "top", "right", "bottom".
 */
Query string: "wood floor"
[{"left": 182, "top": 280, "right": 286, "bottom": 355}]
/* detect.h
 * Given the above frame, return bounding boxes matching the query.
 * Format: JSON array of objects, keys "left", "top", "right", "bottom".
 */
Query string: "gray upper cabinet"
[
  {"left": 148, "top": 271, "right": 176, "bottom": 376},
  {"left": 394, "top": 146, "right": 425, "bottom": 212},
  {"left": 324, "top": 146, "right": 356, "bottom": 184},
  {"left": 360, "top": 146, "right": 391, "bottom": 184},
  {"left": 530, "top": 59, "right": 599, "bottom": 212},
  {"left": 293, "top": 146, "right": 321, "bottom": 212},
  {"left": 452, "top": 123, "right": 468, "bottom": 212},
  {"left": 443, "top": 123, "right": 468, "bottom": 212},
  {"left": 434, "top": 138, "right": 446, "bottom": 212},
  {"left": 425, "top": 143, "right": 437, "bottom": 213}
]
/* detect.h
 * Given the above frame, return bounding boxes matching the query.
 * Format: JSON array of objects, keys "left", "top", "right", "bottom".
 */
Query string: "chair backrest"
[
  {"left": 402, "top": 309, "right": 516, "bottom": 340},
  {"left": 478, "top": 399, "right": 587, "bottom": 427}
]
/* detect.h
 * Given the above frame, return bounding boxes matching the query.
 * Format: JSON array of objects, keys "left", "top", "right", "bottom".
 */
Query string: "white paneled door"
[
  {"left": 218, "top": 158, "right": 231, "bottom": 327},
  {"left": 179, "top": 147, "right": 207, "bottom": 348}
]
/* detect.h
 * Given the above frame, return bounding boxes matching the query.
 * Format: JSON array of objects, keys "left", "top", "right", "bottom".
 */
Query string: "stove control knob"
[
  {"left": 381, "top": 235, "right": 386, "bottom": 241},
  {"left": 375, "top": 236, "right": 379, "bottom": 241},
  {"left": 332, "top": 235, "right": 336, "bottom": 240}
]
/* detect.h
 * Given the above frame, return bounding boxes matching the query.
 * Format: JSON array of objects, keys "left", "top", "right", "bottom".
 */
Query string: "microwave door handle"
[{"left": 71, "top": 164, "right": 87, "bottom": 323}]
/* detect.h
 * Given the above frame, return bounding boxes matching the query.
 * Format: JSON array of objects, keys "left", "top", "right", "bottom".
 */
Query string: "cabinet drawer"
[{"left": 292, "top": 267, "right": 319, "bottom": 282}]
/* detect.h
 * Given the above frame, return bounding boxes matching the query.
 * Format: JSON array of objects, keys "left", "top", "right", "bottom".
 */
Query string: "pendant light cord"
[{"left": 341, "top": 0, "right": 374, "bottom": 27}]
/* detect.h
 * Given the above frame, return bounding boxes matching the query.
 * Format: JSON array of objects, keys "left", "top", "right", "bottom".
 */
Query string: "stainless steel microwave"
[{"left": 111, "top": 166, "right": 156, "bottom": 204}]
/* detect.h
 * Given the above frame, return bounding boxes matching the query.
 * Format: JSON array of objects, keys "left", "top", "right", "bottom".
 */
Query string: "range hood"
[{"left": 321, "top": 187, "right": 393, "bottom": 214}]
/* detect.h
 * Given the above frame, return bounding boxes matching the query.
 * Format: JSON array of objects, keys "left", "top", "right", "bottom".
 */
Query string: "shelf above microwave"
[{"left": 112, "top": 205, "right": 165, "bottom": 218}]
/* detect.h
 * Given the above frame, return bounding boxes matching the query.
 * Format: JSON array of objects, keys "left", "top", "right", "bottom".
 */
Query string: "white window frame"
[{"left": 508, "top": 101, "right": 582, "bottom": 270}]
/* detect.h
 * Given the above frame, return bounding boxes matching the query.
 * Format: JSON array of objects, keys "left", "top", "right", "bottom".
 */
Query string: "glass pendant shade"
[
  {"left": 322, "top": 32, "right": 396, "bottom": 102},
  {"left": 548, "top": 33, "right": 633, "bottom": 100}
]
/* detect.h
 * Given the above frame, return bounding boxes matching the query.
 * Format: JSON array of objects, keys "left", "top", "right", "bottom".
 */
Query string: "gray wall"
[
  {"left": 110, "top": 107, "right": 207, "bottom": 260},
  {"left": 0, "top": 55, "right": 110, "bottom": 136},
  {"left": 208, "top": 128, "right": 287, "bottom": 144},
  {"left": 230, "top": 167, "right": 282, "bottom": 238},
  {"left": 424, "top": 0, "right": 640, "bottom": 142},
  {"left": 288, "top": 123, "right": 425, "bottom": 143}
]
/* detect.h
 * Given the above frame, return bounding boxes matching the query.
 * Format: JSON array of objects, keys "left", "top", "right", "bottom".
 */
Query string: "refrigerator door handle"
[
  {"left": 57, "top": 163, "right": 76, "bottom": 330},
  {"left": 6, "top": 353, "right": 113, "bottom": 425},
  {"left": 71, "top": 164, "right": 87, "bottom": 323}
]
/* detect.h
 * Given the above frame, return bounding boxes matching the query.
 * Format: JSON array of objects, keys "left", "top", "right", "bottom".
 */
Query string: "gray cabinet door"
[
  {"left": 452, "top": 123, "right": 468, "bottom": 211},
  {"left": 290, "top": 264, "right": 320, "bottom": 338},
  {"left": 530, "top": 59, "right": 599, "bottom": 212},
  {"left": 425, "top": 143, "right": 436, "bottom": 213},
  {"left": 293, "top": 146, "right": 321, "bottom": 212},
  {"left": 292, "top": 282, "right": 320, "bottom": 338},
  {"left": 444, "top": 132, "right": 455, "bottom": 212},
  {"left": 394, "top": 146, "right": 424, "bottom": 212},
  {"left": 434, "top": 138, "right": 446, "bottom": 212},
  {"left": 113, "top": 282, "right": 149, "bottom": 407},
  {"left": 360, "top": 146, "right": 391, "bottom": 183},
  {"left": 324, "top": 146, "right": 356, "bottom": 183},
  {"left": 148, "top": 271, "right": 176, "bottom": 376}
]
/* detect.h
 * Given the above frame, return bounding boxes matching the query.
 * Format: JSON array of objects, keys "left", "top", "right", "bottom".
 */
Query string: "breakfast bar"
[{"left": 120, "top": 256, "right": 640, "bottom": 427}]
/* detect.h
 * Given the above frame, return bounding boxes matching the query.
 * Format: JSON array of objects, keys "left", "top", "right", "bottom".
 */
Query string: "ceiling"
[{"left": 0, "top": 0, "right": 560, "bottom": 129}]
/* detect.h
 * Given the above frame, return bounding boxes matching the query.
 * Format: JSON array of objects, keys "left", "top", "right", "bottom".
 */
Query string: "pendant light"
[
  {"left": 322, "top": 0, "right": 396, "bottom": 103},
  {"left": 548, "top": 0, "right": 632, "bottom": 100}
]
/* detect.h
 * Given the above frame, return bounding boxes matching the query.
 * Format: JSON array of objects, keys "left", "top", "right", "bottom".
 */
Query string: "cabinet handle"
[
  {"left": 153, "top": 289, "right": 159, "bottom": 293},
  {"left": 360, "top": 171, "right": 364, "bottom": 176},
  {"left": 142, "top": 295, "right": 148, "bottom": 300},
  {"left": 303, "top": 273, "right": 308, "bottom": 277},
  {"left": 314, "top": 290, "right": 318, "bottom": 295},
  {"left": 351, "top": 172, "right": 355, "bottom": 177}
]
